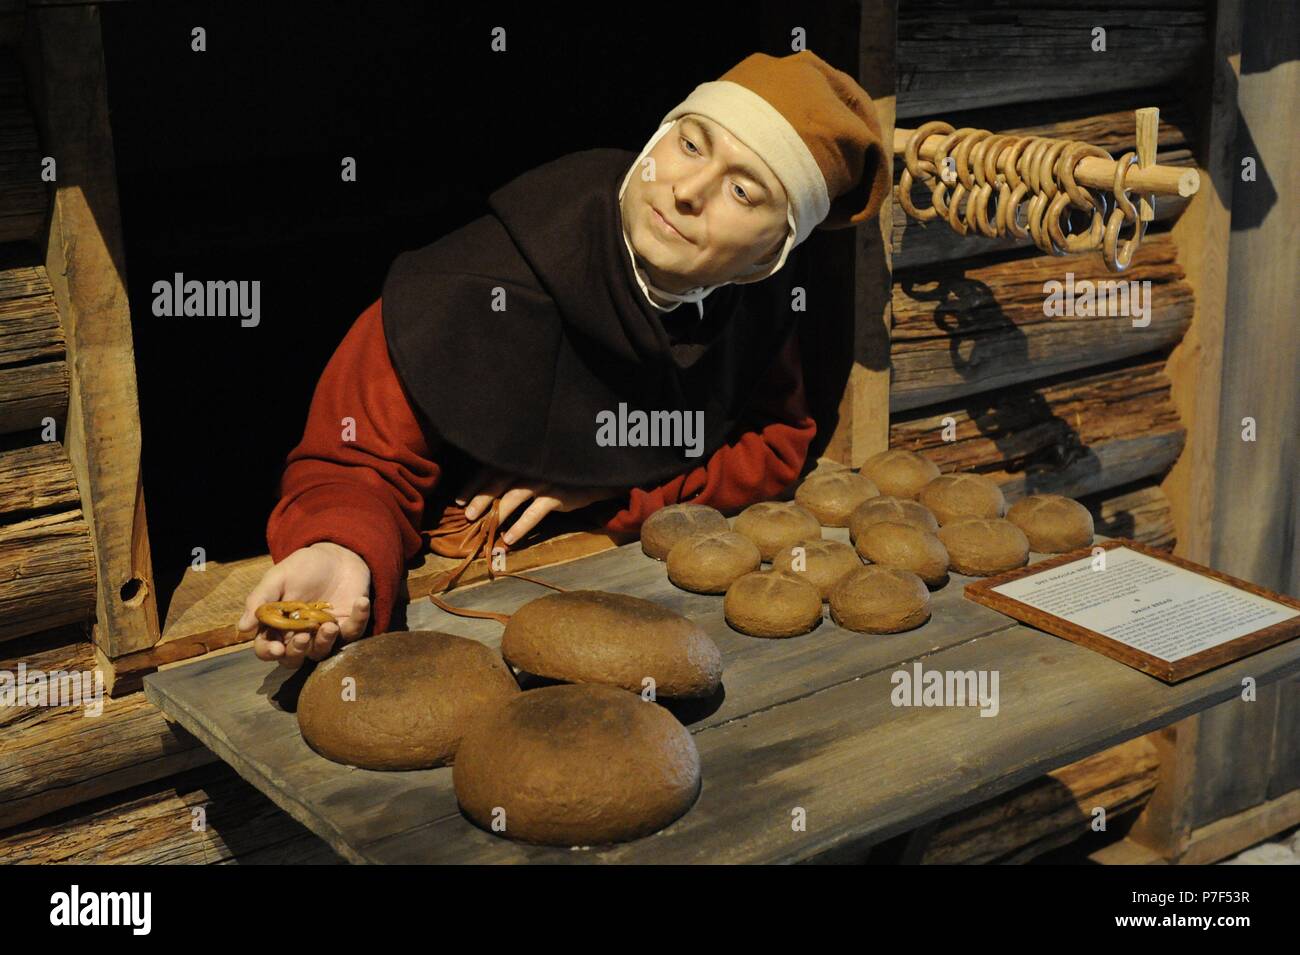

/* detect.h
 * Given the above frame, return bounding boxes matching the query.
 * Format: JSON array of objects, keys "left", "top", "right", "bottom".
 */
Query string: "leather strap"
[{"left": 423, "top": 498, "right": 568, "bottom": 626}]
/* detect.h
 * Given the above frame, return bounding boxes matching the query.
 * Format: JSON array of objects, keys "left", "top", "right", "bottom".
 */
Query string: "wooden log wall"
[
  {"left": 0, "top": 52, "right": 97, "bottom": 644},
  {"left": 888, "top": 0, "right": 1206, "bottom": 553}
]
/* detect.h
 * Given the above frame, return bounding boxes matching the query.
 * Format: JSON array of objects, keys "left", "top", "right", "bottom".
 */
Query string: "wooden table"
[{"left": 143, "top": 530, "right": 1300, "bottom": 863}]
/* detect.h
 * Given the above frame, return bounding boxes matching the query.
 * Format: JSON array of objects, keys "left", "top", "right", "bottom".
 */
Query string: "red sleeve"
[
  {"left": 601, "top": 324, "right": 817, "bottom": 533},
  {"left": 266, "top": 297, "right": 441, "bottom": 635}
]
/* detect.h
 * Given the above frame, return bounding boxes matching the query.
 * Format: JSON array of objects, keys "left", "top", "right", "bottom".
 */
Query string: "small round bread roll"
[
  {"left": 502, "top": 590, "right": 722, "bottom": 698},
  {"left": 937, "top": 518, "right": 1030, "bottom": 576},
  {"left": 1006, "top": 494, "right": 1095, "bottom": 553},
  {"left": 297, "top": 631, "right": 519, "bottom": 771},
  {"left": 855, "top": 521, "right": 950, "bottom": 587},
  {"left": 829, "top": 566, "right": 931, "bottom": 634},
  {"left": 770, "top": 538, "right": 862, "bottom": 600},
  {"left": 640, "top": 503, "right": 728, "bottom": 560},
  {"left": 733, "top": 501, "right": 822, "bottom": 561},
  {"left": 454, "top": 684, "right": 700, "bottom": 846},
  {"left": 848, "top": 495, "right": 940, "bottom": 541},
  {"left": 859, "top": 449, "right": 941, "bottom": 500},
  {"left": 919, "top": 472, "right": 1007, "bottom": 525},
  {"left": 666, "top": 530, "right": 762, "bottom": 594},
  {"left": 794, "top": 469, "right": 879, "bottom": 526},
  {"left": 724, "top": 571, "right": 823, "bottom": 637}
]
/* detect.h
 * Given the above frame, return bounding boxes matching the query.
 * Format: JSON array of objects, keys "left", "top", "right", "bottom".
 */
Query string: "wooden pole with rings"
[{"left": 895, "top": 116, "right": 1200, "bottom": 200}]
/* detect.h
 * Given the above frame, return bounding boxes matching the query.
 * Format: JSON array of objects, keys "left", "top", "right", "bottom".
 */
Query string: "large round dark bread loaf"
[
  {"left": 297, "top": 630, "right": 519, "bottom": 770},
  {"left": 502, "top": 590, "right": 723, "bottom": 699},
  {"left": 453, "top": 684, "right": 701, "bottom": 846}
]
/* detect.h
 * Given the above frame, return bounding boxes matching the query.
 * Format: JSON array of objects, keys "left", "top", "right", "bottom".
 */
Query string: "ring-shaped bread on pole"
[
  {"left": 1029, "top": 139, "right": 1070, "bottom": 254},
  {"left": 899, "top": 120, "right": 955, "bottom": 221},
  {"left": 1103, "top": 151, "right": 1148, "bottom": 271},
  {"left": 997, "top": 136, "right": 1038, "bottom": 239},
  {"left": 972, "top": 133, "right": 1014, "bottom": 237},
  {"left": 1047, "top": 140, "right": 1112, "bottom": 254},
  {"left": 929, "top": 127, "right": 977, "bottom": 222},
  {"left": 947, "top": 128, "right": 993, "bottom": 235},
  {"left": 1020, "top": 138, "right": 1054, "bottom": 251}
]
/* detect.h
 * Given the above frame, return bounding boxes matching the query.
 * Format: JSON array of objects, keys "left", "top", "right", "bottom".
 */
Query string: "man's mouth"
[{"left": 650, "top": 204, "right": 689, "bottom": 243}]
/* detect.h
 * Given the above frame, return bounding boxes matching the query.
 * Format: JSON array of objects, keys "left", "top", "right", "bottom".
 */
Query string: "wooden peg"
[{"left": 1135, "top": 107, "right": 1159, "bottom": 222}]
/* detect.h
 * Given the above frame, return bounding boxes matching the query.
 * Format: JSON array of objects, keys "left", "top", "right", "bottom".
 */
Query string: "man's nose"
[{"left": 673, "top": 162, "right": 721, "bottom": 209}]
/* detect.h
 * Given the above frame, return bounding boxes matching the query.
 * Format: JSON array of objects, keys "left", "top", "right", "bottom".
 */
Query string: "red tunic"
[{"left": 267, "top": 297, "right": 817, "bottom": 634}]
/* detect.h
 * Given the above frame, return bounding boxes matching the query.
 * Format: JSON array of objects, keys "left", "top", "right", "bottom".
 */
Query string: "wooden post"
[
  {"left": 1128, "top": 0, "right": 1245, "bottom": 862},
  {"left": 835, "top": 0, "right": 897, "bottom": 468},
  {"left": 26, "top": 5, "right": 161, "bottom": 680},
  {"left": 1134, "top": 106, "right": 1159, "bottom": 221}
]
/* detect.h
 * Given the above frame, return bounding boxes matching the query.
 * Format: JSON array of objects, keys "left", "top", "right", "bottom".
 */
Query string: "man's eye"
[
  {"left": 732, "top": 183, "right": 750, "bottom": 203},
  {"left": 681, "top": 137, "right": 700, "bottom": 154}
]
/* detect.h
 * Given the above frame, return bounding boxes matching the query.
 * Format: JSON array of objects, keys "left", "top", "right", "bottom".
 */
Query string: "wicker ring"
[{"left": 255, "top": 600, "right": 337, "bottom": 633}]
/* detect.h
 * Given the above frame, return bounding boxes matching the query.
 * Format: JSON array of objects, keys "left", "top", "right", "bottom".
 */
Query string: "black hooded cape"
[{"left": 381, "top": 147, "right": 802, "bottom": 489}]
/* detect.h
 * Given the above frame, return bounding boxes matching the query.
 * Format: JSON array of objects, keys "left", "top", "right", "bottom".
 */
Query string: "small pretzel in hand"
[{"left": 254, "top": 601, "right": 337, "bottom": 633}]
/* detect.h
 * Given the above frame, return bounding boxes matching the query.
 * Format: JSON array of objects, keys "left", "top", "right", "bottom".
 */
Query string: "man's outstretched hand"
[
  {"left": 456, "top": 466, "right": 627, "bottom": 545},
  {"left": 236, "top": 541, "right": 373, "bottom": 669}
]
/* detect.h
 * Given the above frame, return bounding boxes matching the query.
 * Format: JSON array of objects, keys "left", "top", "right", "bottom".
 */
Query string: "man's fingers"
[
  {"left": 456, "top": 466, "right": 503, "bottom": 510},
  {"left": 496, "top": 486, "right": 538, "bottom": 525},
  {"left": 503, "top": 497, "right": 558, "bottom": 545},
  {"left": 279, "top": 630, "right": 311, "bottom": 669},
  {"left": 464, "top": 493, "right": 495, "bottom": 521},
  {"left": 253, "top": 629, "right": 287, "bottom": 661},
  {"left": 307, "top": 623, "right": 339, "bottom": 661},
  {"left": 338, "top": 596, "right": 370, "bottom": 643}
]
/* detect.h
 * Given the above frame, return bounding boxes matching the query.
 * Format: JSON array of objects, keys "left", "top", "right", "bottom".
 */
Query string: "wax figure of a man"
[{"left": 237, "top": 50, "right": 891, "bottom": 668}]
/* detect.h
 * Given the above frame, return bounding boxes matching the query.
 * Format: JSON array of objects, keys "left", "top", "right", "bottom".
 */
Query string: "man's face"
[{"left": 621, "top": 115, "right": 790, "bottom": 293}]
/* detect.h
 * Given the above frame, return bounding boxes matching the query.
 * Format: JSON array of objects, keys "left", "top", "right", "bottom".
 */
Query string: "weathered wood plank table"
[{"left": 143, "top": 529, "right": 1300, "bottom": 863}]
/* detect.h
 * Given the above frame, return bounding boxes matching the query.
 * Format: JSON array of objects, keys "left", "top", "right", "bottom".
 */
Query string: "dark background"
[{"left": 101, "top": 0, "right": 853, "bottom": 618}]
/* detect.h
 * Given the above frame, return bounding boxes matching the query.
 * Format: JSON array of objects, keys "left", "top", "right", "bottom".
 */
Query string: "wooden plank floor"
[{"left": 143, "top": 530, "right": 1300, "bottom": 863}]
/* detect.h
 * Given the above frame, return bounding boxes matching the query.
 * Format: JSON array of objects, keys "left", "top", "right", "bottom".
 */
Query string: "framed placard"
[{"left": 964, "top": 539, "right": 1300, "bottom": 683}]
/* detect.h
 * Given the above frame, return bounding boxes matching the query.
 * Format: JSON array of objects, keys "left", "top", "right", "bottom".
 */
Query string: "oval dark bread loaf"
[
  {"left": 1006, "top": 494, "right": 1094, "bottom": 552},
  {"left": 919, "top": 472, "right": 1007, "bottom": 525},
  {"left": 848, "top": 495, "right": 940, "bottom": 540},
  {"left": 794, "top": 469, "right": 879, "bottom": 526},
  {"left": 770, "top": 538, "right": 862, "bottom": 600},
  {"left": 724, "top": 571, "right": 823, "bottom": 637},
  {"left": 855, "top": 521, "right": 950, "bottom": 587},
  {"left": 501, "top": 590, "right": 722, "bottom": 699},
  {"left": 937, "top": 518, "right": 1030, "bottom": 576},
  {"left": 453, "top": 684, "right": 701, "bottom": 847},
  {"left": 297, "top": 630, "right": 520, "bottom": 771},
  {"left": 666, "top": 530, "right": 762, "bottom": 594},
  {"left": 640, "top": 503, "right": 728, "bottom": 560},
  {"left": 829, "top": 566, "right": 931, "bottom": 634},
  {"left": 859, "top": 449, "right": 941, "bottom": 500},
  {"left": 733, "top": 501, "right": 822, "bottom": 560}
]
